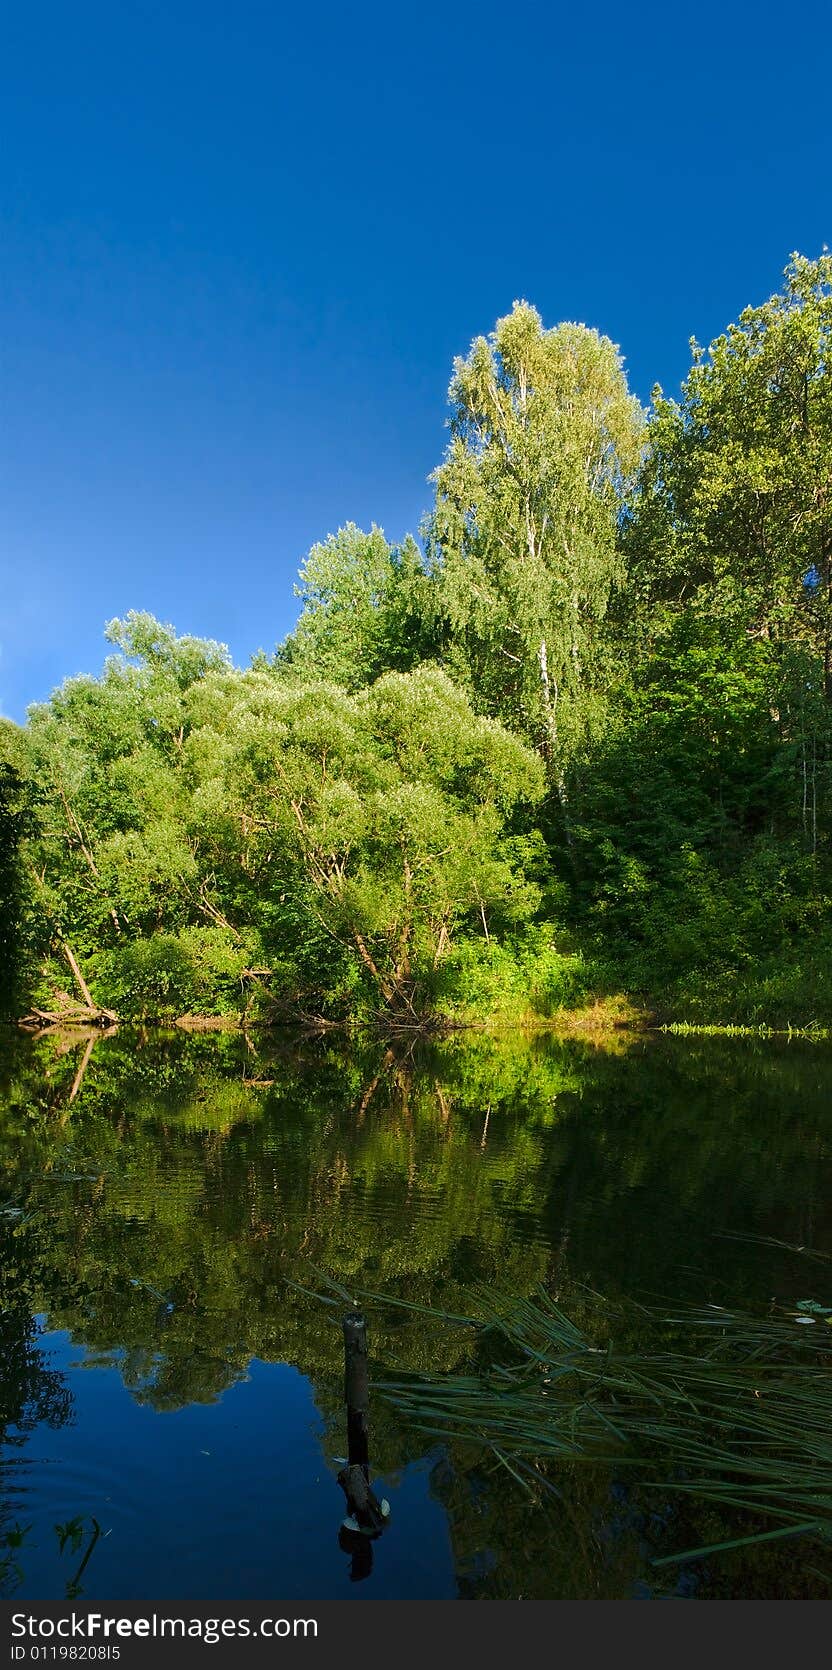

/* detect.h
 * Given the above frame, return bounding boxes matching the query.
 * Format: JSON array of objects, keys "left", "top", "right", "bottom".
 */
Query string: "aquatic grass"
[
  {"left": 377, "top": 1286, "right": 832, "bottom": 1566},
  {"left": 661, "top": 1020, "right": 832, "bottom": 1040}
]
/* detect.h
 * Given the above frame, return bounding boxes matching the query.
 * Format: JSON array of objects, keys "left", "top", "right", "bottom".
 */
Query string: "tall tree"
[
  {"left": 624, "top": 252, "right": 832, "bottom": 853},
  {"left": 427, "top": 302, "right": 644, "bottom": 810},
  {"left": 627, "top": 253, "right": 832, "bottom": 674}
]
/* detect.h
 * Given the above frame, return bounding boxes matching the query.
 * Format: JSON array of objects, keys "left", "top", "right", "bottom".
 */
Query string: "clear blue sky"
[{"left": 2, "top": 0, "right": 830, "bottom": 720}]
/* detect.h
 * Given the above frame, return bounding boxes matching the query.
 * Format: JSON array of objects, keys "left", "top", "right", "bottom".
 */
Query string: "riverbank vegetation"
[{"left": 3, "top": 253, "right": 832, "bottom": 1029}]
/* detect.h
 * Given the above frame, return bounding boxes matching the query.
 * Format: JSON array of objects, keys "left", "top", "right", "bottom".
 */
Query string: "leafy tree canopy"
[{"left": 427, "top": 301, "right": 644, "bottom": 801}]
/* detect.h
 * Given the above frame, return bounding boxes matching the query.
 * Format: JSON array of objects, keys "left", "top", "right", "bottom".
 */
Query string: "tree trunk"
[
  {"left": 58, "top": 936, "right": 97, "bottom": 1013},
  {"left": 353, "top": 934, "right": 395, "bottom": 1005}
]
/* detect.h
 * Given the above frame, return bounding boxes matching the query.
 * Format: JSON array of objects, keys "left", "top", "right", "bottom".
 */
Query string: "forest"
[{"left": 3, "top": 252, "right": 832, "bottom": 1031}]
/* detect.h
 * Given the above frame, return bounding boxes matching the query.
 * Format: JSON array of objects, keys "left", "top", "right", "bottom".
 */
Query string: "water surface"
[{"left": 1, "top": 1027, "right": 830, "bottom": 1599}]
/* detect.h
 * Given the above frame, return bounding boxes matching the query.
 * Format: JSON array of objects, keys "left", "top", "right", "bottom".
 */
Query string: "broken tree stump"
[{"left": 337, "top": 1310, "right": 390, "bottom": 1542}]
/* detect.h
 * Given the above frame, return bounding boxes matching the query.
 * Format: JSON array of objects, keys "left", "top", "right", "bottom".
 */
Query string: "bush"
[
  {"left": 435, "top": 929, "right": 596, "bottom": 1023},
  {"left": 97, "top": 935, "right": 198, "bottom": 1018}
]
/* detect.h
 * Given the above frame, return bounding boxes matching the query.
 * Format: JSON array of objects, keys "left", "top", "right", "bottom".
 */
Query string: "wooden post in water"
[
  {"left": 337, "top": 1309, "right": 390, "bottom": 1549},
  {"left": 343, "top": 1310, "right": 370, "bottom": 1474}
]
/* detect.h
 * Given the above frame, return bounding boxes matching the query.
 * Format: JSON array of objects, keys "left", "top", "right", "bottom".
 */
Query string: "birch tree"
[{"left": 427, "top": 301, "right": 644, "bottom": 812}]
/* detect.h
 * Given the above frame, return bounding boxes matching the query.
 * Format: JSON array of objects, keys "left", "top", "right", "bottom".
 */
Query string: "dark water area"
[{"left": 1, "top": 1025, "right": 830, "bottom": 1600}]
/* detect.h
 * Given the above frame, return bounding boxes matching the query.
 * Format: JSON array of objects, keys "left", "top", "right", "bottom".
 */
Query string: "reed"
[
  {"left": 661, "top": 1020, "right": 832, "bottom": 1040},
  {"left": 378, "top": 1286, "right": 832, "bottom": 1566}
]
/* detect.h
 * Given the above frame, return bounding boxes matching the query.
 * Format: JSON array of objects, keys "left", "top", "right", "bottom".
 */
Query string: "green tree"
[
  {"left": 628, "top": 254, "right": 832, "bottom": 657},
  {"left": 103, "top": 610, "right": 231, "bottom": 690},
  {"left": 620, "top": 252, "right": 832, "bottom": 875},
  {"left": 18, "top": 616, "right": 256, "bottom": 1019},
  {"left": 197, "top": 664, "right": 545, "bottom": 1019},
  {"left": 277, "top": 524, "right": 436, "bottom": 689},
  {"left": 427, "top": 301, "right": 644, "bottom": 811}
]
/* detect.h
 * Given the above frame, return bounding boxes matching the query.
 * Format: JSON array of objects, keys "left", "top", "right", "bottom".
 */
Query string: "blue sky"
[{"left": 2, "top": 0, "right": 830, "bottom": 720}]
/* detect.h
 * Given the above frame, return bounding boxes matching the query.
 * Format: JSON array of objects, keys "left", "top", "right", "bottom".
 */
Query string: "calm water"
[{"left": 1, "top": 1026, "right": 830, "bottom": 1600}]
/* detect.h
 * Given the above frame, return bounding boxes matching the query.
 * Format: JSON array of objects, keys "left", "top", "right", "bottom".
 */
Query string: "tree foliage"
[
  {"left": 12, "top": 627, "right": 545, "bottom": 1023},
  {"left": 427, "top": 301, "right": 644, "bottom": 802},
  {"left": 276, "top": 523, "right": 436, "bottom": 689},
  {"left": 628, "top": 255, "right": 832, "bottom": 657}
]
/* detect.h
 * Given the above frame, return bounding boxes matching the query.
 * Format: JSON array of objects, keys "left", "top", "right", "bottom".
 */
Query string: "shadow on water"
[{"left": 0, "top": 1024, "right": 831, "bottom": 1598}]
